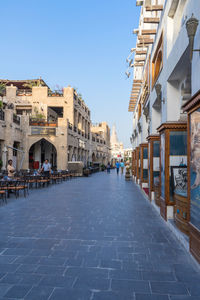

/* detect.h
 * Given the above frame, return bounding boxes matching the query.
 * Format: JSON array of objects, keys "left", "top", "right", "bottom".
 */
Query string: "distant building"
[{"left": 110, "top": 125, "right": 124, "bottom": 165}]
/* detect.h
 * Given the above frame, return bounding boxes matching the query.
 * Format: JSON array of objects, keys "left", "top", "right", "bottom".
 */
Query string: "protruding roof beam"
[
  {"left": 141, "top": 29, "right": 157, "bottom": 35},
  {"left": 146, "top": 5, "right": 163, "bottom": 11},
  {"left": 143, "top": 17, "right": 160, "bottom": 23},
  {"left": 136, "top": 50, "right": 147, "bottom": 55}
]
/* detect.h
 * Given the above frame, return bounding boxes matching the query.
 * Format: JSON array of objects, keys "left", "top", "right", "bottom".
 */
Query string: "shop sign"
[{"left": 31, "top": 127, "right": 56, "bottom": 135}]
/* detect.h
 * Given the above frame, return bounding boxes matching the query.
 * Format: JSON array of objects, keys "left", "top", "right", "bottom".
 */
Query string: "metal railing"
[{"left": 13, "top": 114, "right": 20, "bottom": 125}]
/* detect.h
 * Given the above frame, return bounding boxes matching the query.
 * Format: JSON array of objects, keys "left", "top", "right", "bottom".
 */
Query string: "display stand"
[
  {"left": 157, "top": 122, "right": 187, "bottom": 220},
  {"left": 140, "top": 143, "right": 148, "bottom": 189},
  {"left": 147, "top": 135, "right": 160, "bottom": 201},
  {"left": 183, "top": 90, "right": 200, "bottom": 263},
  {"left": 136, "top": 146, "right": 140, "bottom": 184}
]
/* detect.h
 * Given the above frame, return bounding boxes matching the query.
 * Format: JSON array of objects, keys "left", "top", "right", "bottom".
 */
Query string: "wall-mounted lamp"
[
  {"left": 155, "top": 83, "right": 165, "bottom": 104},
  {"left": 186, "top": 14, "right": 200, "bottom": 60}
]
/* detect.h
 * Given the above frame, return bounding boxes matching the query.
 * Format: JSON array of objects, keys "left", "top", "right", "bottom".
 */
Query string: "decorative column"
[{"left": 147, "top": 134, "right": 160, "bottom": 201}]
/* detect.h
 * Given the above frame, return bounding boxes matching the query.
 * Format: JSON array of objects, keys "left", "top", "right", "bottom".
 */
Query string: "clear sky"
[{"left": 0, "top": 0, "right": 140, "bottom": 147}]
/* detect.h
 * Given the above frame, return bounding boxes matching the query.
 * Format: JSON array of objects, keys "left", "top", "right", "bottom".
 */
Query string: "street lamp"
[{"left": 186, "top": 14, "right": 200, "bottom": 60}]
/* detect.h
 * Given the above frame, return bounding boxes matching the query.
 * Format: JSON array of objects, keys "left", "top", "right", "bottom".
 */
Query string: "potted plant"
[{"left": 125, "top": 161, "right": 131, "bottom": 180}]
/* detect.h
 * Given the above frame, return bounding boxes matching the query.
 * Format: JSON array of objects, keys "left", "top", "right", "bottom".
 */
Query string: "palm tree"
[{"left": 23, "top": 79, "right": 43, "bottom": 89}]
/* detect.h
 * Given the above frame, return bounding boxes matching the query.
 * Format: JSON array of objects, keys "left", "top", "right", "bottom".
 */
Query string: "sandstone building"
[{"left": 0, "top": 79, "right": 110, "bottom": 170}]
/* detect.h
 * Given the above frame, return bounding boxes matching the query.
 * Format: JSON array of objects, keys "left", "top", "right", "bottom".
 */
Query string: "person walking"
[
  {"left": 116, "top": 161, "right": 120, "bottom": 175},
  {"left": 41, "top": 159, "right": 51, "bottom": 177},
  {"left": 120, "top": 160, "right": 125, "bottom": 174},
  {"left": 107, "top": 162, "right": 111, "bottom": 173}
]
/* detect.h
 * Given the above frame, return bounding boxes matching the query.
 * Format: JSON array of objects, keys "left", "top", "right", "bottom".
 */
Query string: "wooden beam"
[
  {"left": 134, "top": 63, "right": 144, "bottom": 66},
  {"left": 136, "top": 43, "right": 148, "bottom": 48},
  {"left": 143, "top": 17, "right": 160, "bottom": 23},
  {"left": 146, "top": 5, "right": 163, "bottom": 11},
  {"left": 141, "top": 29, "right": 157, "bottom": 35},
  {"left": 138, "top": 38, "right": 154, "bottom": 44},
  {"left": 136, "top": 50, "right": 147, "bottom": 55},
  {"left": 138, "top": 35, "right": 150, "bottom": 39},
  {"left": 133, "top": 80, "right": 142, "bottom": 83},
  {"left": 135, "top": 57, "right": 146, "bottom": 62}
]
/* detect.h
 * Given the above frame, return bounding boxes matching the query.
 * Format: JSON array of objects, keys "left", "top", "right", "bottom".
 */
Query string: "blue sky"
[{"left": 0, "top": 0, "right": 140, "bottom": 147}]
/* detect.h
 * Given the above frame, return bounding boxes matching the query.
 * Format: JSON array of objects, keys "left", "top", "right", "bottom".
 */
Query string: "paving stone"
[
  {"left": 0, "top": 284, "right": 12, "bottom": 297},
  {"left": 3, "top": 248, "right": 31, "bottom": 256},
  {"left": 65, "top": 266, "right": 109, "bottom": 278},
  {"left": 170, "top": 296, "right": 200, "bottom": 300},
  {"left": 93, "top": 290, "right": 134, "bottom": 300},
  {"left": 0, "top": 274, "right": 22, "bottom": 284},
  {"left": 0, "top": 172, "right": 199, "bottom": 299},
  {"left": 142, "top": 271, "right": 176, "bottom": 281},
  {"left": 24, "top": 285, "right": 54, "bottom": 300},
  {"left": 110, "top": 269, "right": 142, "bottom": 280},
  {"left": 135, "top": 294, "right": 169, "bottom": 300},
  {"left": 49, "top": 288, "right": 92, "bottom": 300},
  {"left": 74, "top": 277, "right": 110, "bottom": 290},
  {"left": 35, "top": 265, "right": 66, "bottom": 275},
  {"left": 183, "top": 282, "right": 200, "bottom": 296},
  {"left": 111, "top": 279, "right": 150, "bottom": 293},
  {"left": 150, "top": 281, "right": 189, "bottom": 295},
  {"left": 4, "top": 284, "right": 32, "bottom": 299},
  {"left": 39, "top": 275, "right": 74, "bottom": 288},
  {"left": 0, "top": 264, "right": 20, "bottom": 273}
]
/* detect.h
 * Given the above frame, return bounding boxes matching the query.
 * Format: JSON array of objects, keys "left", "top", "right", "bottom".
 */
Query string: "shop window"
[{"left": 152, "top": 33, "right": 163, "bottom": 88}]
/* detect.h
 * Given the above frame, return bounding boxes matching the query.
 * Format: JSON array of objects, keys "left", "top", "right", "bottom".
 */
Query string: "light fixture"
[
  {"left": 133, "top": 29, "right": 139, "bottom": 35},
  {"left": 155, "top": 83, "right": 165, "bottom": 104},
  {"left": 186, "top": 14, "right": 200, "bottom": 60},
  {"left": 126, "top": 48, "right": 136, "bottom": 63}
]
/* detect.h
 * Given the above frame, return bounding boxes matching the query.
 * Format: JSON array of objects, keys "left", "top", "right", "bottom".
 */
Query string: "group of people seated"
[{"left": 5, "top": 159, "right": 52, "bottom": 180}]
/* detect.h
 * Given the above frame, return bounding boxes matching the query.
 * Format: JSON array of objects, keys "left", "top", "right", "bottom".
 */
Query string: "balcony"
[
  {"left": 16, "top": 89, "right": 32, "bottom": 96},
  {"left": 13, "top": 114, "right": 20, "bottom": 125},
  {"left": 0, "top": 109, "right": 5, "bottom": 121},
  {"left": 29, "top": 117, "right": 57, "bottom": 127}
]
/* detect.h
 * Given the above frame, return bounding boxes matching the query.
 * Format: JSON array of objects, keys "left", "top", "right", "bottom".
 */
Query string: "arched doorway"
[{"left": 29, "top": 138, "right": 57, "bottom": 170}]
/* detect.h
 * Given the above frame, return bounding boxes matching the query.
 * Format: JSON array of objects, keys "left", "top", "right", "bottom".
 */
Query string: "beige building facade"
[{"left": 0, "top": 79, "right": 111, "bottom": 171}]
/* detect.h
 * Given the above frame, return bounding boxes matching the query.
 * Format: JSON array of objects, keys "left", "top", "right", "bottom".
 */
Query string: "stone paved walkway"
[{"left": 0, "top": 171, "right": 200, "bottom": 300}]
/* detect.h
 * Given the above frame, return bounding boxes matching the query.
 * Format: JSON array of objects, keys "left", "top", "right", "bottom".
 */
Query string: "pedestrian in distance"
[
  {"left": 120, "top": 160, "right": 125, "bottom": 174},
  {"left": 40, "top": 159, "right": 51, "bottom": 177},
  {"left": 107, "top": 162, "right": 111, "bottom": 173},
  {"left": 116, "top": 161, "right": 120, "bottom": 175}
]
